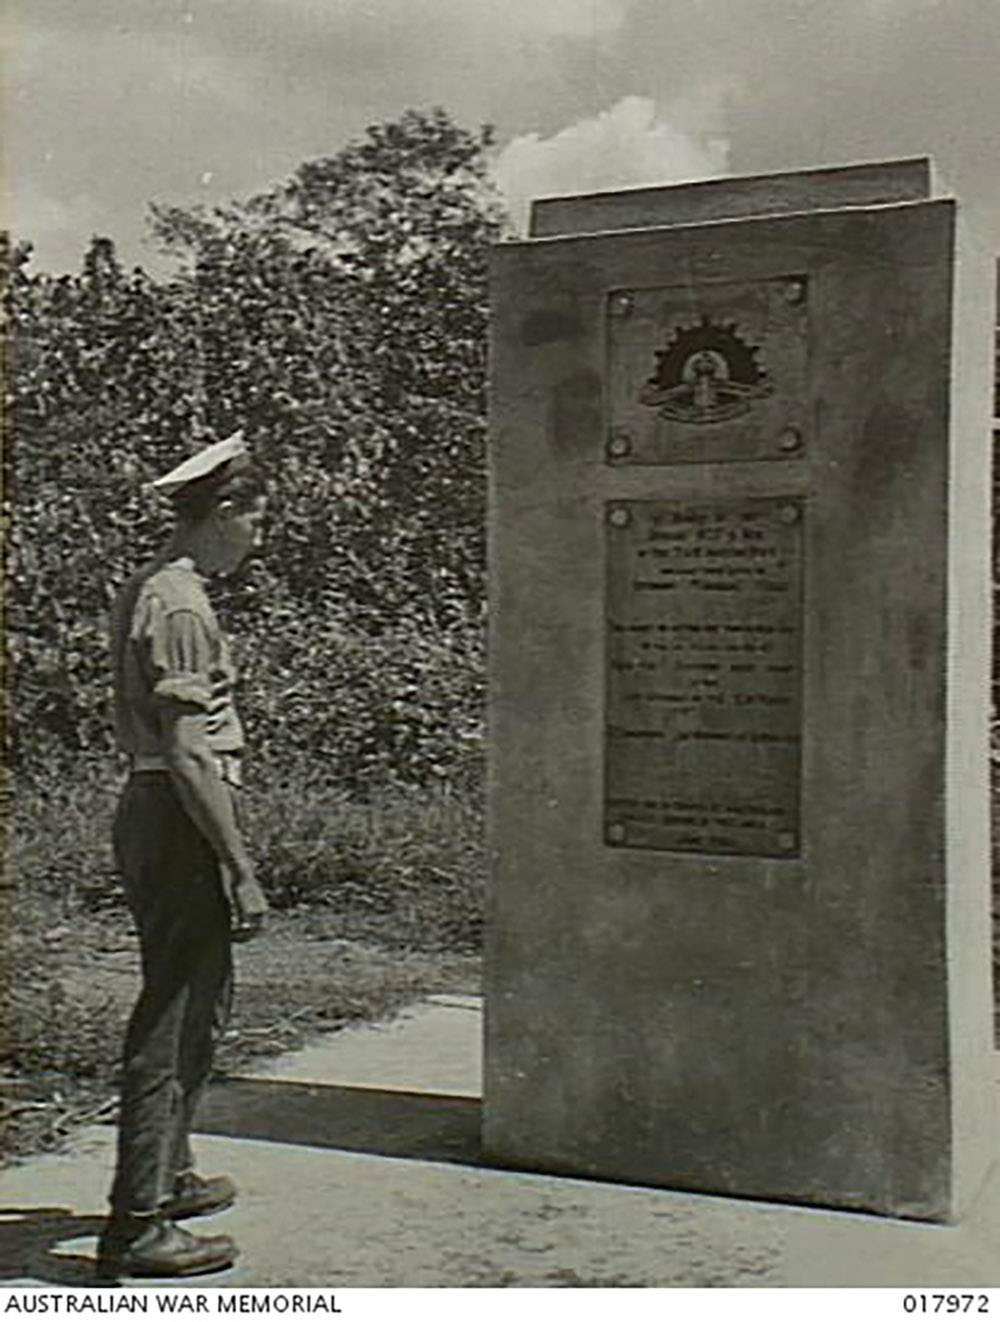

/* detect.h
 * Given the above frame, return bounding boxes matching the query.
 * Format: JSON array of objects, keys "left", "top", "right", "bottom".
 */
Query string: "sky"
[{"left": 6, "top": 0, "right": 999, "bottom": 273}]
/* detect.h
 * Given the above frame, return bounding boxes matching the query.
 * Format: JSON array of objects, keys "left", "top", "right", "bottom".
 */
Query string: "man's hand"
[{"left": 227, "top": 870, "right": 269, "bottom": 943}]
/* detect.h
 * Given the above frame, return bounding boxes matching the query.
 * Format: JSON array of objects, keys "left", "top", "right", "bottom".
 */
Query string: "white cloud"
[{"left": 493, "top": 95, "right": 730, "bottom": 233}]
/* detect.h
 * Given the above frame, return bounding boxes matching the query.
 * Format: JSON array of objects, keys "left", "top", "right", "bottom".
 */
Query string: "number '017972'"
[{"left": 903, "top": 1297, "right": 989, "bottom": 1314}]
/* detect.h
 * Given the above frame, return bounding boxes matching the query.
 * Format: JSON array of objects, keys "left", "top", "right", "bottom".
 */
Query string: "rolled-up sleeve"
[{"left": 144, "top": 604, "right": 217, "bottom": 711}]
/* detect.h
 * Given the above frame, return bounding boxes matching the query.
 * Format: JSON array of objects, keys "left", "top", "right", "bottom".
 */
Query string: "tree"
[
  {"left": 6, "top": 109, "right": 506, "bottom": 789},
  {"left": 151, "top": 107, "right": 504, "bottom": 626},
  {"left": 4, "top": 235, "right": 182, "bottom": 763}
]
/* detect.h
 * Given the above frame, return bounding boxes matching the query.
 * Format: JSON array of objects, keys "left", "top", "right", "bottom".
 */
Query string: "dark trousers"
[{"left": 109, "top": 773, "right": 233, "bottom": 1216}]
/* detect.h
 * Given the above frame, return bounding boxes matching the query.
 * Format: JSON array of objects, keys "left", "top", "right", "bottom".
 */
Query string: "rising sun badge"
[{"left": 639, "top": 316, "right": 773, "bottom": 424}]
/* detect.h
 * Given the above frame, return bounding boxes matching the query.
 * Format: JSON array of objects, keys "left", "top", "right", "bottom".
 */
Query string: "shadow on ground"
[
  {"left": 196, "top": 1078, "right": 483, "bottom": 1167},
  {"left": 0, "top": 1085, "right": 483, "bottom": 1286},
  {"left": 0, "top": 1207, "right": 106, "bottom": 1286}
]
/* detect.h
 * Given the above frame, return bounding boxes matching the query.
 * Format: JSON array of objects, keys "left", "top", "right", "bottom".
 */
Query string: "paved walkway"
[{"left": 2, "top": 997, "right": 1000, "bottom": 1288}]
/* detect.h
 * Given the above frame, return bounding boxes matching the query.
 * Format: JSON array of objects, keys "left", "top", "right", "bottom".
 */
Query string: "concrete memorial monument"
[{"left": 484, "top": 159, "right": 995, "bottom": 1221}]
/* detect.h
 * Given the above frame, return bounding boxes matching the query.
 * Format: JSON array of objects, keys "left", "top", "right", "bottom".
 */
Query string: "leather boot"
[
  {"left": 96, "top": 1213, "right": 237, "bottom": 1280},
  {"left": 161, "top": 1171, "right": 237, "bottom": 1220}
]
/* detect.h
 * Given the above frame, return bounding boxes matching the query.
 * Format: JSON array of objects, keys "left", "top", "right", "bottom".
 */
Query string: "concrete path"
[{"left": 2, "top": 996, "right": 1000, "bottom": 1289}]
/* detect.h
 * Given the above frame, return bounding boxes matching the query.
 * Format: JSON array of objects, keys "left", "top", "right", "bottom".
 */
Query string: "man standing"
[{"left": 98, "top": 433, "right": 270, "bottom": 1280}]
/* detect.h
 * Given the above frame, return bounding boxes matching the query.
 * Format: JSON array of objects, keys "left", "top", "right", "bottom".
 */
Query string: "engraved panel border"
[
  {"left": 606, "top": 276, "right": 809, "bottom": 466},
  {"left": 604, "top": 496, "right": 805, "bottom": 857}
]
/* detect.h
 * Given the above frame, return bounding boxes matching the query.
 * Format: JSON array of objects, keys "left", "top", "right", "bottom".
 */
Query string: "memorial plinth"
[{"left": 483, "top": 159, "right": 995, "bottom": 1221}]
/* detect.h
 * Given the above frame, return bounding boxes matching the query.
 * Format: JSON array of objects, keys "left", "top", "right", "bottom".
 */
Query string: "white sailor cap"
[{"left": 149, "top": 432, "right": 248, "bottom": 499}]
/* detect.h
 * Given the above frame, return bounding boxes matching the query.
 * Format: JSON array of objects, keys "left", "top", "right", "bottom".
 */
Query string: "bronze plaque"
[
  {"left": 606, "top": 276, "right": 808, "bottom": 465},
  {"left": 605, "top": 497, "right": 804, "bottom": 856}
]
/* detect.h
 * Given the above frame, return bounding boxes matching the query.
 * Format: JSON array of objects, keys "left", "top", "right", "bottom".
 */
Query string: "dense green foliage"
[{"left": 5, "top": 109, "right": 504, "bottom": 790}]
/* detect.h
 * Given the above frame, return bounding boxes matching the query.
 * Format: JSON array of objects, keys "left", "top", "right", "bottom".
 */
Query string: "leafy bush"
[
  {"left": 5, "top": 108, "right": 503, "bottom": 794},
  {"left": 6, "top": 761, "right": 121, "bottom": 912},
  {"left": 236, "top": 591, "right": 484, "bottom": 790},
  {"left": 246, "top": 768, "right": 484, "bottom": 952},
  {"left": 6, "top": 759, "right": 485, "bottom": 951}
]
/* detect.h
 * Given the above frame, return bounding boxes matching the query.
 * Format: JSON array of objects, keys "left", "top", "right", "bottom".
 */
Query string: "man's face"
[{"left": 214, "top": 495, "right": 267, "bottom": 573}]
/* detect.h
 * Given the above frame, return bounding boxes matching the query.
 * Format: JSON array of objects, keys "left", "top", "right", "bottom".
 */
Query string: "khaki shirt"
[{"left": 112, "top": 557, "right": 245, "bottom": 764}]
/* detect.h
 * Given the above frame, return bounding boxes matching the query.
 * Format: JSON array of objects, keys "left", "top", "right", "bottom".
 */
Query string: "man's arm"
[{"left": 162, "top": 706, "right": 269, "bottom": 937}]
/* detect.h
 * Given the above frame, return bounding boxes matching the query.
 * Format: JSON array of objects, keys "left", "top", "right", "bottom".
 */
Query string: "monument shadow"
[{"left": 194, "top": 1076, "right": 483, "bottom": 1167}]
